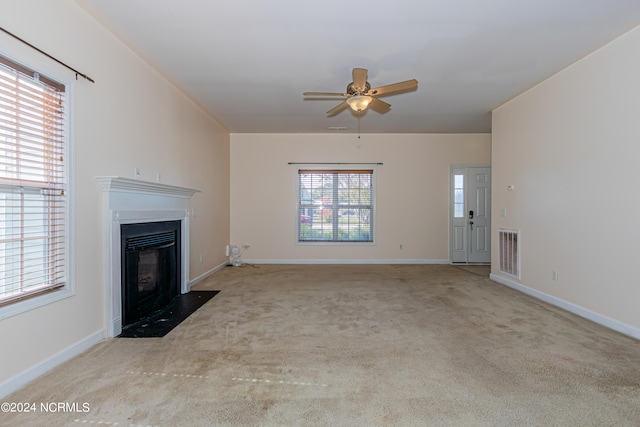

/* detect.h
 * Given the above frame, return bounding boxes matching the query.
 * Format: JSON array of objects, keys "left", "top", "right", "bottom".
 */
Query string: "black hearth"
[{"left": 120, "top": 220, "right": 181, "bottom": 327}]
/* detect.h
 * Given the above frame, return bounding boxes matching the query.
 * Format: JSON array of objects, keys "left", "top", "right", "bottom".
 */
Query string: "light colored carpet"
[{"left": 3, "top": 264, "right": 640, "bottom": 426}]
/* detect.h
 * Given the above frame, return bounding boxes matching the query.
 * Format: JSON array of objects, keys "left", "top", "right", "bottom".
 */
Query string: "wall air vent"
[{"left": 499, "top": 229, "right": 520, "bottom": 279}]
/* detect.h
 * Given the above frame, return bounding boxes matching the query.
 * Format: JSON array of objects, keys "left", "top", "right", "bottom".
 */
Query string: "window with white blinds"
[
  {"left": 0, "top": 55, "right": 67, "bottom": 306},
  {"left": 298, "top": 169, "right": 374, "bottom": 243}
]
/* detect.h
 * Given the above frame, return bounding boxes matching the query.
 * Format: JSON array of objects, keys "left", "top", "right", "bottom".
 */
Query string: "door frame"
[{"left": 449, "top": 164, "right": 491, "bottom": 264}]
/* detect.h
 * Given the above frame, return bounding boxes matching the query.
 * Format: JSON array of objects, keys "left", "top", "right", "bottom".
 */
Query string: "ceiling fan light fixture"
[{"left": 346, "top": 95, "right": 373, "bottom": 112}]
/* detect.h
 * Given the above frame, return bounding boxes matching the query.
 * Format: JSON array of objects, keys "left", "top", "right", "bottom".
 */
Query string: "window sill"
[
  {"left": 297, "top": 240, "right": 376, "bottom": 246},
  {"left": 0, "top": 287, "right": 74, "bottom": 321}
]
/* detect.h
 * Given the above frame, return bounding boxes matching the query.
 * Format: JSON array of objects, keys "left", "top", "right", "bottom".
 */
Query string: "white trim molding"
[
  {"left": 244, "top": 259, "right": 450, "bottom": 265},
  {"left": 0, "top": 331, "right": 104, "bottom": 399},
  {"left": 188, "top": 261, "right": 228, "bottom": 288},
  {"left": 97, "top": 177, "right": 199, "bottom": 337},
  {"left": 490, "top": 273, "right": 640, "bottom": 340}
]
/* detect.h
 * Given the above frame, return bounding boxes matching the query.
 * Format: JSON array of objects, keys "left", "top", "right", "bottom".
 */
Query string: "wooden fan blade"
[
  {"left": 369, "top": 79, "right": 418, "bottom": 96},
  {"left": 304, "top": 92, "right": 348, "bottom": 97},
  {"left": 369, "top": 97, "right": 391, "bottom": 113},
  {"left": 327, "top": 100, "right": 348, "bottom": 116},
  {"left": 352, "top": 68, "right": 368, "bottom": 92}
]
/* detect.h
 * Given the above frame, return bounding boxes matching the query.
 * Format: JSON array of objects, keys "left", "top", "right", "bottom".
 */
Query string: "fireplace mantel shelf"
[{"left": 96, "top": 176, "right": 200, "bottom": 198}]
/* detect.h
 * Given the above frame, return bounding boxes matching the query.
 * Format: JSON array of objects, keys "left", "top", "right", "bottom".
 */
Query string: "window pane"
[
  {"left": 453, "top": 174, "right": 464, "bottom": 218},
  {"left": 298, "top": 170, "right": 373, "bottom": 243},
  {"left": 0, "top": 56, "right": 67, "bottom": 305}
]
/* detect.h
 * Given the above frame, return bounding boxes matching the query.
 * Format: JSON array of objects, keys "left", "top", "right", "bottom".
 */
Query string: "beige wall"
[
  {"left": 0, "top": 1, "right": 230, "bottom": 388},
  {"left": 230, "top": 133, "right": 491, "bottom": 262},
  {"left": 492, "top": 25, "right": 640, "bottom": 332}
]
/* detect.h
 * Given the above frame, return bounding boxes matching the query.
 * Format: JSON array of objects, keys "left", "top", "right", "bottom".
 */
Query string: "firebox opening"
[{"left": 120, "top": 220, "right": 181, "bottom": 328}]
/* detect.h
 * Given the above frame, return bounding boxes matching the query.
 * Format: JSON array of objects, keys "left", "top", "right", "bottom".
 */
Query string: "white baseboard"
[
  {"left": 490, "top": 273, "right": 640, "bottom": 340},
  {"left": 188, "top": 261, "right": 228, "bottom": 288},
  {"left": 0, "top": 330, "right": 105, "bottom": 399},
  {"left": 1, "top": 260, "right": 228, "bottom": 399},
  {"left": 243, "top": 259, "right": 450, "bottom": 265}
]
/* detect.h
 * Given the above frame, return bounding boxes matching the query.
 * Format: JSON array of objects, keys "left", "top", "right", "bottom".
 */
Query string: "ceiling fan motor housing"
[{"left": 347, "top": 81, "right": 371, "bottom": 95}]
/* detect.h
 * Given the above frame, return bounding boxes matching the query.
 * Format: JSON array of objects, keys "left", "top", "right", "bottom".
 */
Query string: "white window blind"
[
  {"left": 0, "top": 55, "right": 66, "bottom": 306},
  {"left": 298, "top": 169, "right": 373, "bottom": 242}
]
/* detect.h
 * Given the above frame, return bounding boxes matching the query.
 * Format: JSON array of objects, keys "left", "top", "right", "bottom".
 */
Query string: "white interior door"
[{"left": 450, "top": 166, "right": 491, "bottom": 263}]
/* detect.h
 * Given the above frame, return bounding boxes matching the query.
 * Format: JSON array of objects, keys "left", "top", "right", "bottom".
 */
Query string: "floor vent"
[{"left": 499, "top": 229, "right": 520, "bottom": 278}]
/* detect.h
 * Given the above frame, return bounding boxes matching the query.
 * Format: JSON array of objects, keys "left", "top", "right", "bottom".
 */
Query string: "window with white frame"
[
  {"left": 0, "top": 55, "right": 68, "bottom": 307},
  {"left": 298, "top": 169, "right": 374, "bottom": 243}
]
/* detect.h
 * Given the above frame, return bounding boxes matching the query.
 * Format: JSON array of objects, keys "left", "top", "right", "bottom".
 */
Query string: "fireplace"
[
  {"left": 121, "top": 220, "right": 181, "bottom": 327},
  {"left": 97, "top": 176, "right": 199, "bottom": 337}
]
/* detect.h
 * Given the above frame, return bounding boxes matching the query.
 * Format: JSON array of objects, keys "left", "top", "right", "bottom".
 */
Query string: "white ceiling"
[{"left": 75, "top": 0, "right": 640, "bottom": 134}]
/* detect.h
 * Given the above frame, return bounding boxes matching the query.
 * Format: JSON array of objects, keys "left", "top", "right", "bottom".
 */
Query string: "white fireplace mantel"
[
  {"left": 97, "top": 176, "right": 200, "bottom": 337},
  {"left": 96, "top": 176, "right": 199, "bottom": 198}
]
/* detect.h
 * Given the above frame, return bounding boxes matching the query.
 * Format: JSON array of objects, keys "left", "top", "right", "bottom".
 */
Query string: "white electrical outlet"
[
  {"left": 134, "top": 167, "right": 141, "bottom": 179},
  {"left": 552, "top": 270, "right": 558, "bottom": 281},
  {"left": 225, "top": 245, "right": 230, "bottom": 257}
]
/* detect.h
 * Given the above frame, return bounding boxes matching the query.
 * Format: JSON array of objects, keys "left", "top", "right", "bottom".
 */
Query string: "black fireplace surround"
[{"left": 120, "top": 220, "right": 181, "bottom": 327}]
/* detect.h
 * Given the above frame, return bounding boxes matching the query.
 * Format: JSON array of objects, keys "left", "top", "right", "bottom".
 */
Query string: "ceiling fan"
[{"left": 304, "top": 68, "right": 418, "bottom": 116}]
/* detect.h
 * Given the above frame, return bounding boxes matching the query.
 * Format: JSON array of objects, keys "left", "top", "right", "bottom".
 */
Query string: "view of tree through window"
[{"left": 298, "top": 169, "right": 373, "bottom": 242}]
